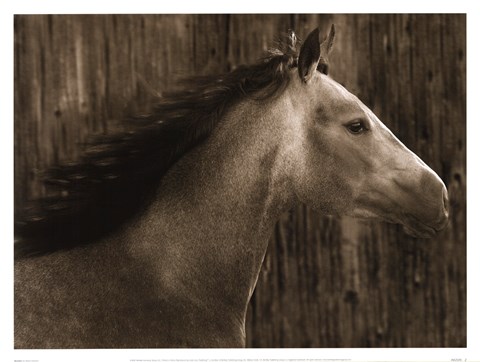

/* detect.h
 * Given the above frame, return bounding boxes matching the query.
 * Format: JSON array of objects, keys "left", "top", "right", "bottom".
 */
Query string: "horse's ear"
[
  {"left": 298, "top": 28, "right": 321, "bottom": 83},
  {"left": 317, "top": 24, "right": 336, "bottom": 75},
  {"left": 321, "top": 24, "right": 335, "bottom": 55}
]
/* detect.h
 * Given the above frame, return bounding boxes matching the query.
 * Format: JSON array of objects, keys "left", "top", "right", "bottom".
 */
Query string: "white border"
[
  {"left": 1, "top": 1, "right": 477, "bottom": 361},
  {"left": 0, "top": 0, "right": 473, "bottom": 14}
]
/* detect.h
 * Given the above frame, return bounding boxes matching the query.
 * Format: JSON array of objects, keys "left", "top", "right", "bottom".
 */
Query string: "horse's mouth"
[
  {"left": 401, "top": 214, "right": 449, "bottom": 239},
  {"left": 402, "top": 223, "right": 437, "bottom": 238}
]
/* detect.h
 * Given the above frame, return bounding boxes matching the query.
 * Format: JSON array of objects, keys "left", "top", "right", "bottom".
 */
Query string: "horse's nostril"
[
  {"left": 442, "top": 187, "right": 450, "bottom": 217},
  {"left": 433, "top": 186, "right": 450, "bottom": 232}
]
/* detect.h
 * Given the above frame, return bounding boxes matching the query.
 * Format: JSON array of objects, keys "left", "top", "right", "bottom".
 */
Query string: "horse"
[{"left": 14, "top": 26, "right": 449, "bottom": 348}]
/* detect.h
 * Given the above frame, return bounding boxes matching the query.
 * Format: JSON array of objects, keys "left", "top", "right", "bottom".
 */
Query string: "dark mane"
[{"left": 15, "top": 32, "right": 300, "bottom": 258}]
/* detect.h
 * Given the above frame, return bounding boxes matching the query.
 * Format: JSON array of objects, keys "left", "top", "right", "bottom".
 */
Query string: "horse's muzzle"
[{"left": 401, "top": 174, "right": 449, "bottom": 238}]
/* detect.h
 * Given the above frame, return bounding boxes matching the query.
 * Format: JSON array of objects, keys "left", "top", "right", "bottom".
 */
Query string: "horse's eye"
[{"left": 346, "top": 121, "right": 367, "bottom": 134}]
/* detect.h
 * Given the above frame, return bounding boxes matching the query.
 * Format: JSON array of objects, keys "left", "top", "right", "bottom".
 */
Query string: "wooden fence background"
[{"left": 14, "top": 14, "right": 466, "bottom": 347}]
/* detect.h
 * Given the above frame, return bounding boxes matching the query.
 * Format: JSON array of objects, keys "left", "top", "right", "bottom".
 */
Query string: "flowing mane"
[{"left": 15, "top": 32, "right": 301, "bottom": 258}]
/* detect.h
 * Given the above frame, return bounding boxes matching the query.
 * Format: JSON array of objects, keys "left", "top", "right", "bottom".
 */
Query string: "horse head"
[{"left": 288, "top": 26, "right": 449, "bottom": 238}]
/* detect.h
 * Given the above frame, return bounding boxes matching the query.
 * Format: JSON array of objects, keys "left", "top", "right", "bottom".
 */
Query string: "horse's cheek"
[{"left": 291, "top": 137, "right": 352, "bottom": 215}]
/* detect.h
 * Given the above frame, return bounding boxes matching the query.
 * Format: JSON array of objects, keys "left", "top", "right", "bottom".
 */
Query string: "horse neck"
[{"left": 123, "top": 91, "right": 298, "bottom": 331}]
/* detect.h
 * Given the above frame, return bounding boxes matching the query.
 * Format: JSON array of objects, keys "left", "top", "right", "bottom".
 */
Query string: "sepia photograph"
[{"left": 3, "top": 6, "right": 475, "bottom": 361}]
